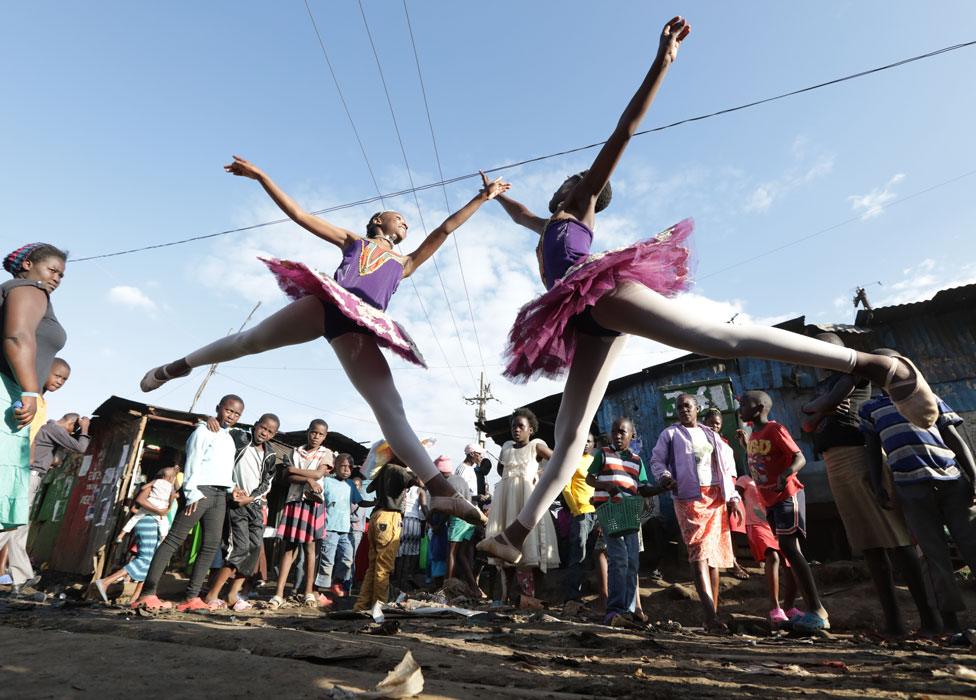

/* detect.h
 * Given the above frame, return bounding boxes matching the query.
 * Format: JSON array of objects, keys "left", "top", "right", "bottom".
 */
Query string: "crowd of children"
[{"left": 29, "top": 344, "right": 976, "bottom": 642}]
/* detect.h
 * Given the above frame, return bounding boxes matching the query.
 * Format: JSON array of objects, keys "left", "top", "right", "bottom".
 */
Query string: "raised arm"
[
  {"left": 224, "top": 155, "right": 358, "bottom": 249},
  {"left": 561, "top": 17, "right": 690, "bottom": 223},
  {"left": 494, "top": 193, "right": 547, "bottom": 235},
  {"left": 402, "top": 172, "right": 510, "bottom": 277}
]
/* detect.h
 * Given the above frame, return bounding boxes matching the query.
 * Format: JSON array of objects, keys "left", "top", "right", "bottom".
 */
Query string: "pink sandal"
[{"left": 132, "top": 594, "right": 173, "bottom": 611}]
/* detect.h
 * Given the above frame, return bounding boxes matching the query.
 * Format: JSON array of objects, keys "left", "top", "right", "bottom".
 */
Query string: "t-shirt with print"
[
  {"left": 689, "top": 426, "right": 717, "bottom": 486},
  {"left": 322, "top": 477, "right": 363, "bottom": 533},
  {"left": 747, "top": 421, "right": 803, "bottom": 508}
]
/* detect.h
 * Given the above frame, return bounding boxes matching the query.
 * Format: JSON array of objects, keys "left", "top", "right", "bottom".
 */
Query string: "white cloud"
[
  {"left": 743, "top": 137, "right": 834, "bottom": 213},
  {"left": 875, "top": 257, "right": 976, "bottom": 307},
  {"left": 107, "top": 285, "right": 157, "bottom": 311},
  {"left": 848, "top": 173, "right": 905, "bottom": 220}
]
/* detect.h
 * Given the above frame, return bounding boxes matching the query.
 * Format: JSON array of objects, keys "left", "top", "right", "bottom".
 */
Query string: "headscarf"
[{"left": 3, "top": 243, "right": 45, "bottom": 275}]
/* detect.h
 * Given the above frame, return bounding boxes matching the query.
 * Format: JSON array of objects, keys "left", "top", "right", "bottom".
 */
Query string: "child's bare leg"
[
  {"left": 593, "top": 283, "right": 925, "bottom": 403},
  {"left": 98, "top": 568, "right": 130, "bottom": 588},
  {"left": 778, "top": 535, "right": 827, "bottom": 619},
  {"left": 709, "top": 566, "right": 720, "bottom": 612},
  {"left": 303, "top": 540, "right": 318, "bottom": 596},
  {"left": 862, "top": 547, "right": 906, "bottom": 635},
  {"left": 595, "top": 550, "right": 609, "bottom": 613},
  {"left": 226, "top": 576, "right": 246, "bottom": 605},
  {"left": 500, "top": 334, "right": 628, "bottom": 547},
  {"left": 784, "top": 567, "right": 799, "bottom": 610},
  {"left": 275, "top": 546, "right": 297, "bottom": 600},
  {"left": 888, "top": 545, "right": 942, "bottom": 634},
  {"left": 448, "top": 541, "right": 459, "bottom": 580},
  {"left": 205, "top": 566, "right": 235, "bottom": 603},
  {"left": 131, "top": 581, "right": 144, "bottom": 601},
  {"left": 691, "top": 560, "right": 718, "bottom": 624},
  {"left": 765, "top": 550, "right": 781, "bottom": 610},
  {"left": 148, "top": 296, "right": 326, "bottom": 384}
]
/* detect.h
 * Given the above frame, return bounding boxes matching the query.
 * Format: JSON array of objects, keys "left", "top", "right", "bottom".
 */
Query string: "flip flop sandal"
[
  {"left": 883, "top": 355, "right": 938, "bottom": 429},
  {"left": 792, "top": 612, "right": 830, "bottom": 634},
  {"left": 231, "top": 598, "right": 253, "bottom": 612},
  {"left": 94, "top": 579, "right": 109, "bottom": 604},
  {"left": 475, "top": 531, "right": 523, "bottom": 565},
  {"left": 268, "top": 595, "right": 285, "bottom": 610}
]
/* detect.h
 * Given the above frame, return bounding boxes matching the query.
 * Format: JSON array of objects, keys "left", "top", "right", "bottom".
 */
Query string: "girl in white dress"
[{"left": 486, "top": 409, "right": 560, "bottom": 598}]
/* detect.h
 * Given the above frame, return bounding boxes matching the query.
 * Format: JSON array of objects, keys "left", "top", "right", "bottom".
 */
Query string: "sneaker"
[
  {"left": 769, "top": 607, "right": 789, "bottom": 625},
  {"left": 176, "top": 597, "right": 211, "bottom": 612}
]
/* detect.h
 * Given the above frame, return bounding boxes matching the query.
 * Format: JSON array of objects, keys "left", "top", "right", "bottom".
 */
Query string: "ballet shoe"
[
  {"left": 140, "top": 363, "right": 189, "bottom": 392},
  {"left": 883, "top": 355, "right": 938, "bottom": 429},
  {"left": 476, "top": 532, "right": 523, "bottom": 566},
  {"left": 429, "top": 493, "right": 488, "bottom": 526}
]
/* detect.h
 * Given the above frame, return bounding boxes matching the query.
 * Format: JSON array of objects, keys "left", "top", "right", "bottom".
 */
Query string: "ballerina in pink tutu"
[
  {"left": 479, "top": 16, "right": 939, "bottom": 564},
  {"left": 141, "top": 156, "right": 510, "bottom": 525}
]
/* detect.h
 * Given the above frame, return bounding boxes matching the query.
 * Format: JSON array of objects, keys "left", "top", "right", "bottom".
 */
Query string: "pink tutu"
[
  {"left": 503, "top": 218, "right": 693, "bottom": 382},
  {"left": 260, "top": 257, "right": 427, "bottom": 368}
]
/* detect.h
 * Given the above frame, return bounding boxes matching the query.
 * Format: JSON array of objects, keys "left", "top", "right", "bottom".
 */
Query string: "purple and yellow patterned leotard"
[{"left": 261, "top": 237, "right": 425, "bottom": 367}]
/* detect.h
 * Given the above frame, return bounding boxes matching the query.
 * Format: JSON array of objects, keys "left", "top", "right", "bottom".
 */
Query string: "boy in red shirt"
[{"left": 740, "top": 390, "right": 829, "bottom": 633}]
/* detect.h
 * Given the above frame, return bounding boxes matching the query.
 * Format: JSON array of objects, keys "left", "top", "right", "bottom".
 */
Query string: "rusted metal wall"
[{"left": 46, "top": 412, "right": 143, "bottom": 575}]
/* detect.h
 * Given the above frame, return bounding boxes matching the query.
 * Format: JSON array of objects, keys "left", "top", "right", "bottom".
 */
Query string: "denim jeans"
[
  {"left": 606, "top": 531, "right": 640, "bottom": 617},
  {"left": 564, "top": 512, "right": 597, "bottom": 600},
  {"left": 315, "top": 530, "right": 353, "bottom": 589}
]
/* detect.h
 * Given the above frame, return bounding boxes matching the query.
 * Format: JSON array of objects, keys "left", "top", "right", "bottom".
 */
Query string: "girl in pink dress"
[
  {"left": 141, "top": 157, "right": 509, "bottom": 526},
  {"left": 479, "top": 16, "right": 939, "bottom": 565}
]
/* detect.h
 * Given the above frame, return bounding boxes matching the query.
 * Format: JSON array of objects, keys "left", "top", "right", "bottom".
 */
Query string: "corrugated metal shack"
[
  {"left": 29, "top": 396, "right": 368, "bottom": 580},
  {"left": 481, "top": 284, "right": 976, "bottom": 560}
]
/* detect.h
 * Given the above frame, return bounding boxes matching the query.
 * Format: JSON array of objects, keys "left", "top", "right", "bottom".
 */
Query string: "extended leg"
[
  {"left": 592, "top": 282, "right": 925, "bottom": 401},
  {"left": 331, "top": 335, "right": 480, "bottom": 523},
  {"left": 500, "top": 333, "right": 628, "bottom": 549},
  {"left": 143, "top": 296, "right": 327, "bottom": 389}
]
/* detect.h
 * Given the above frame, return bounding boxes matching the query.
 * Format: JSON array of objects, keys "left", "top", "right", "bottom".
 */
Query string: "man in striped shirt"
[
  {"left": 586, "top": 417, "right": 662, "bottom": 625},
  {"left": 860, "top": 367, "right": 976, "bottom": 632}
]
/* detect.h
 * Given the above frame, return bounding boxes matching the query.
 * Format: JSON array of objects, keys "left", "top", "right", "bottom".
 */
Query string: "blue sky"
[{"left": 4, "top": 2, "right": 976, "bottom": 460}]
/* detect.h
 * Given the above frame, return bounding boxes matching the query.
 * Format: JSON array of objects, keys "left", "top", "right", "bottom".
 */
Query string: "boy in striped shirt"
[
  {"left": 860, "top": 353, "right": 976, "bottom": 632},
  {"left": 586, "top": 417, "right": 663, "bottom": 625}
]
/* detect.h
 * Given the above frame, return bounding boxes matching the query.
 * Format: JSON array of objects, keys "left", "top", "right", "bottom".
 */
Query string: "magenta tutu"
[
  {"left": 503, "top": 218, "right": 693, "bottom": 382},
  {"left": 261, "top": 257, "right": 427, "bottom": 368}
]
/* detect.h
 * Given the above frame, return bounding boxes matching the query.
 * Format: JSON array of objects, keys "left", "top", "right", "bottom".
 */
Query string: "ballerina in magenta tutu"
[
  {"left": 141, "top": 156, "right": 510, "bottom": 525},
  {"left": 479, "top": 16, "right": 940, "bottom": 564}
]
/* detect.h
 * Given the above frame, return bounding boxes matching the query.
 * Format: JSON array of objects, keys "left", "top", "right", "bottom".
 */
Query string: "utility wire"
[
  {"left": 72, "top": 38, "right": 976, "bottom": 263},
  {"left": 401, "top": 0, "right": 487, "bottom": 370},
  {"left": 357, "top": 0, "right": 476, "bottom": 383},
  {"left": 302, "top": 0, "right": 464, "bottom": 392}
]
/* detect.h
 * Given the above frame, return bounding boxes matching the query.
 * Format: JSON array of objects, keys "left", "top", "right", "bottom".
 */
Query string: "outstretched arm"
[
  {"left": 402, "top": 172, "right": 510, "bottom": 277},
  {"left": 562, "top": 17, "right": 690, "bottom": 222},
  {"left": 494, "top": 193, "right": 547, "bottom": 235},
  {"left": 224, "top": 155, "right": 358, "bottom": 249}
]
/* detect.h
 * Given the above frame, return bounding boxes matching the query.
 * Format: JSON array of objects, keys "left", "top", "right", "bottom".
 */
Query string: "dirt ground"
[{"left": 2, "top": 560, "right": 976, "bottom": 699}]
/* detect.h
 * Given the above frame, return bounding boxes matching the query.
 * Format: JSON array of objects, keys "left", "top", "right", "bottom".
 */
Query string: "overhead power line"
[
  {"left": 357, "top": 0, "right": 477, "bottom": 383},
  {"left": 302, "top": 0, "right": 465, "bottom": 392},
  {"left": 72, "top": 38, "right": 976, "bottom": 263},
  {"left": 401, "top": 0, "right": 487, "bottom": 371}
]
